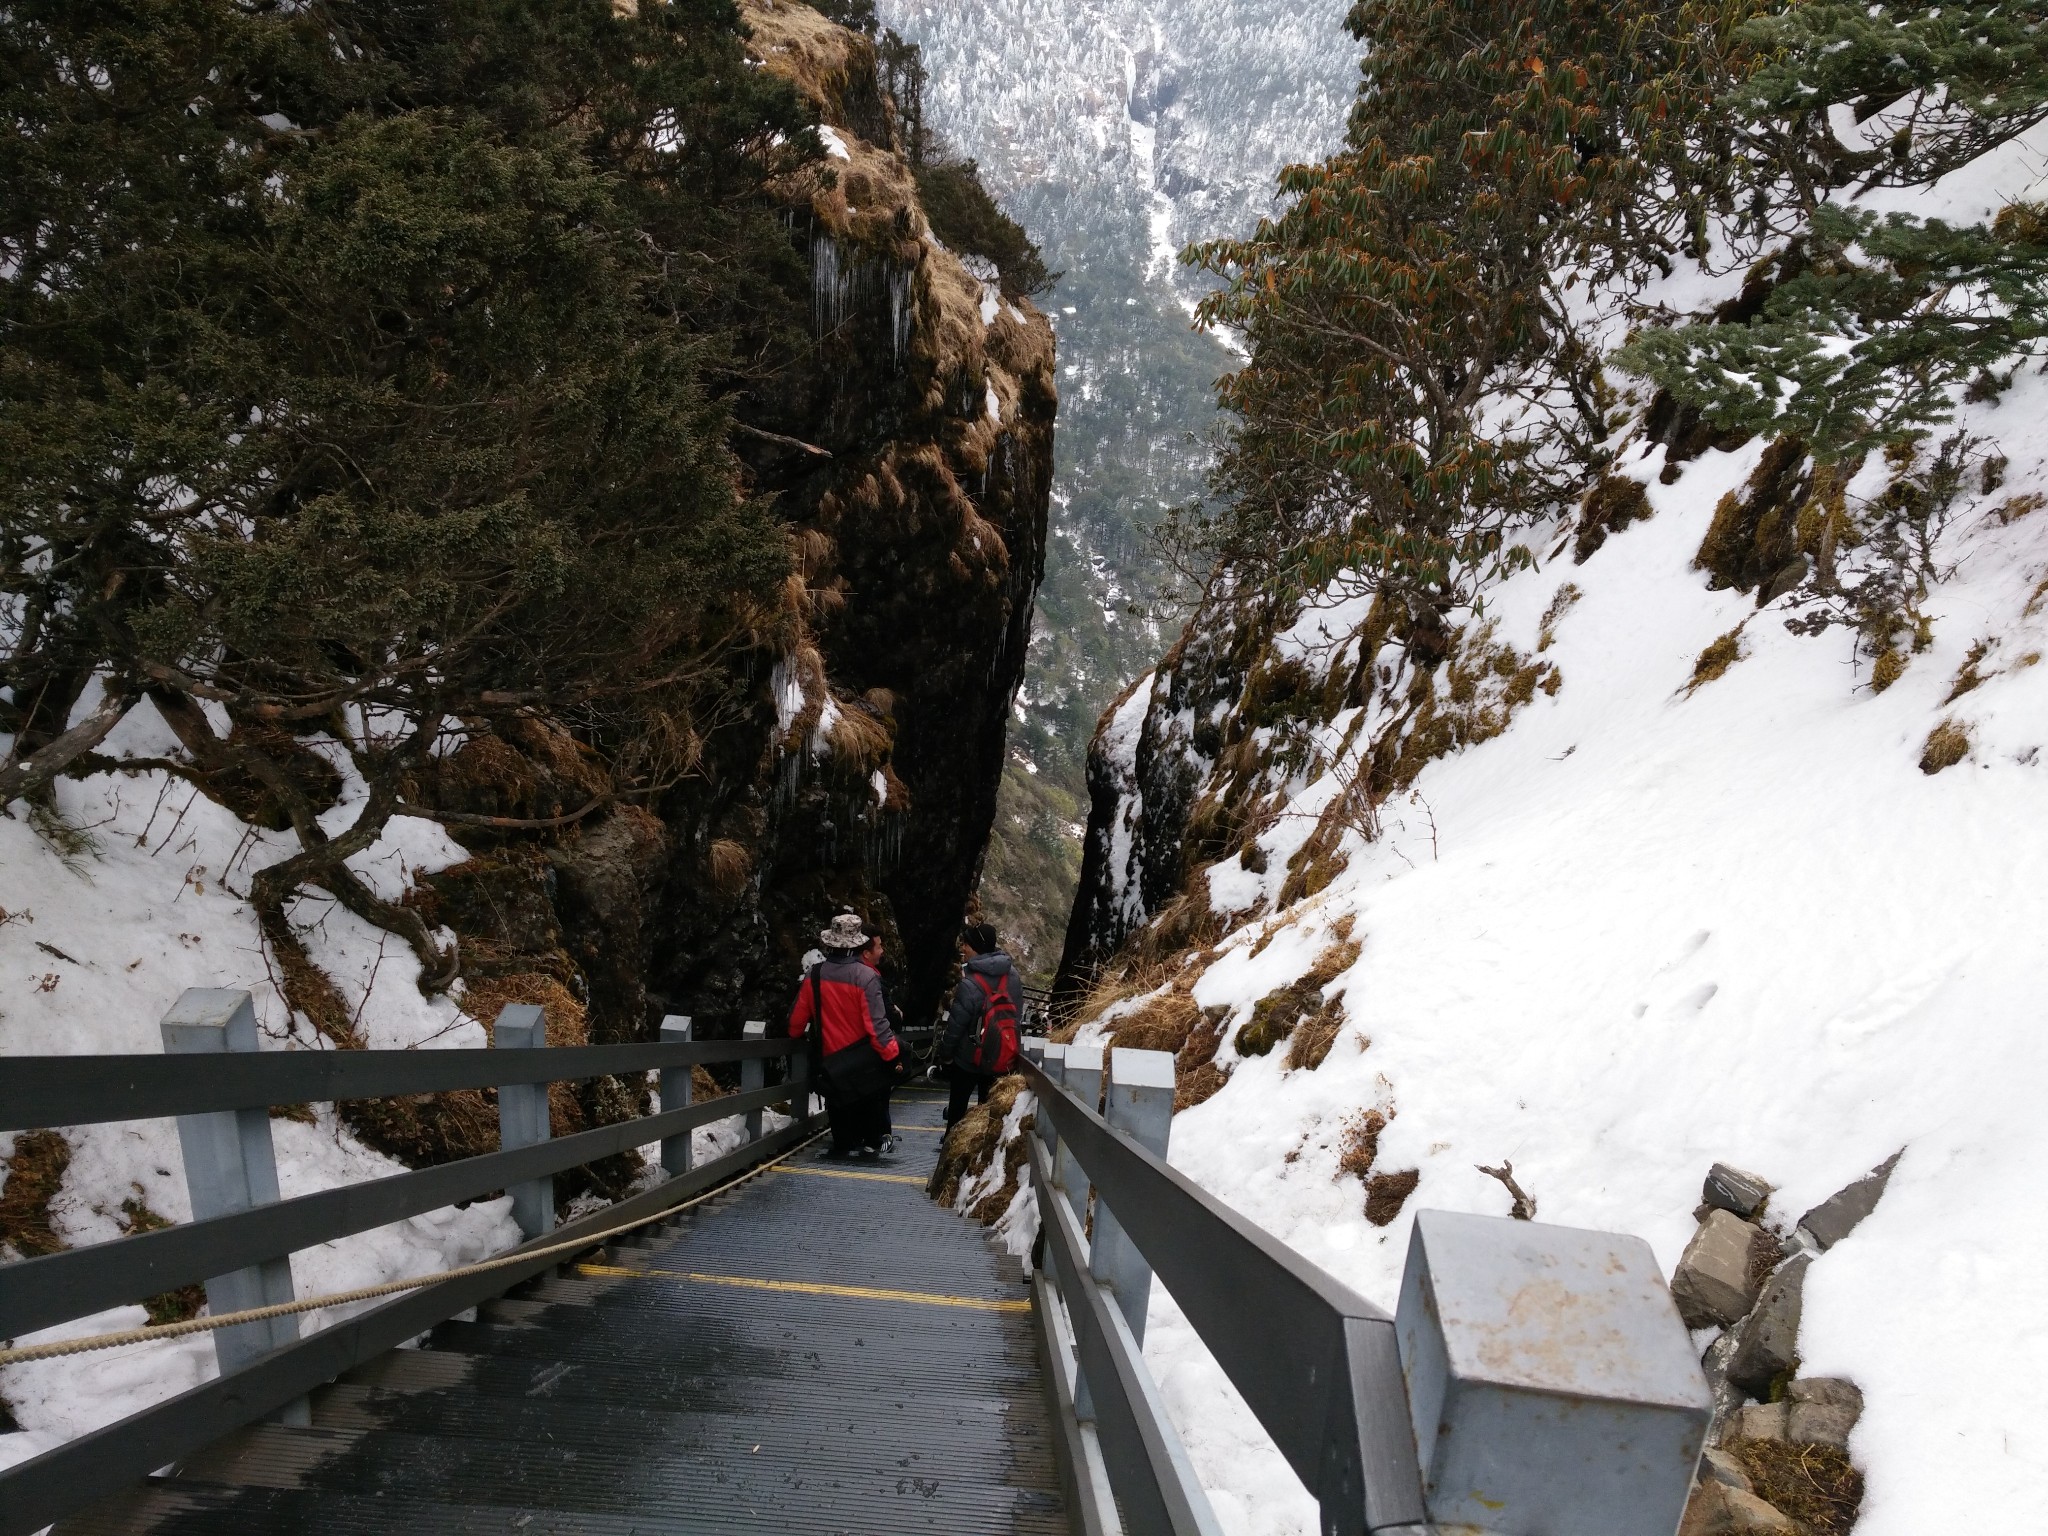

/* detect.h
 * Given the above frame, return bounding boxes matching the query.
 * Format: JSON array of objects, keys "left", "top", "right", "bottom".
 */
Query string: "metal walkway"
[{"left": 55, "top": 1091, "right": 1068, "bottom": 1536}]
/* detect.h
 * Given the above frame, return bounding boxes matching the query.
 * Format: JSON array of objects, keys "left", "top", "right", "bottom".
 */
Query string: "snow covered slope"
[
  {"left": 1040, "top": 123, "right": 2048, "bottom": 1536},
  {"left": 0, "top": 708, "right": 752, "bottom": 1471}
]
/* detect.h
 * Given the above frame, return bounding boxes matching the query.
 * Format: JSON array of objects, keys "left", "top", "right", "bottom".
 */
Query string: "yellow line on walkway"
[
  {"left": 769, "top": 1165, "right": 925, "bottom": 1185},
  {"left": 576, "top": 1263, "right": 1029, "bottom": 1313}
]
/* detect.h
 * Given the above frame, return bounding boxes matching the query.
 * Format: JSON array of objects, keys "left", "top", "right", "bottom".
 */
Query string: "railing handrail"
[
  {"left": 0, "top": 1073, "right": 796, "bottom": 1340},
  {"left": 0, "top": 1036, "right": 793, "bottom": 1131},
  {"left": 0, "top": 1117, "right": 814, "bottom": 1536},
  {"left": 1021, "top": 1053, "right": 1429, "bottom": 1534}
]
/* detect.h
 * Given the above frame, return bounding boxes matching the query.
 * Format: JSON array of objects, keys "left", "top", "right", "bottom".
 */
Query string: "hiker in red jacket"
[{"left": 786, "top": 912, "right": 902, "bottom": 1159}]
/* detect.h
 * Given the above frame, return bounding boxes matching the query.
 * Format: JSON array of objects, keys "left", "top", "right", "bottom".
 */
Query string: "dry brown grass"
[
  {"left": 1537, "top": 582, "right": 1583, "bottom": 652},
  {"left": 1174, "top": 1014, "right": 1231, "bottom": 1112},
  {"left": 822, "top": 698, "right": 895, "bottom": 769},
  {"left": 1869, "top": 646, "right": 1907, "bottom": 693},
  {"left": 1993, "top": 492, "right": 2046, "bottom": 524},
  {"left": 1573, "top": 477, "right": 1652, "bottom": 564},
  {"left": 1728, "top": 1439, "right": 1864, "bottom": 1535},
  {"left": 1695, "top": 437, "right": 1810, "bottom": 592},
  {"left": 1235, "top": 940, "right": 1362, "bottom": 1058},
  {"left": 1366, "top": 623, "right": 1560, "bottom": 797},
  {"left": 1285, "top": 999, "right": 1351, "bottom": 1071},
  {"left": 0, "top": 1130, "right": 71, "bottom": 1257},
  {"left": 260, "top": 908, "right": 359, "bottom": 1048},
  {"left": 1109, "top": 989, "right": 1202, "bottom": 1056},
  {"left": 1943, "top": 639, "right": 1991, "bottom": 704},
  {"left": 1337, "top": 1110, "right": 1387, "bottom": 1181},
  {"left": 707, "top": 838, "right": 754, "bottom": 898},
  {"left": 1365, "top": 1169, "right": 1420, "bottom": 1226},
  {"left": 339, "top": 972, "right": 595, "bottom": 1171},
  {"left": 1919, "top": 718, "right": 1971, "bottom": 774},
  {"left": 1687, "top": 627, "right": 1746, "bottom": 694},
  {"left": 1060, "top": 955, "right": 1175, "bottom": 1042},
  {"left": 928, "top": 1075, "right": 1027, "bottom": 1210},
  {"left": 969, "top": 1120, "right": 1036, "bottom": 1225},
  {"left": 1334, "top": 1109, "right": 1418, "bottom": 1225},
  {"left": 1278, "top": 809, "right": 1355, "bottom": 909}
]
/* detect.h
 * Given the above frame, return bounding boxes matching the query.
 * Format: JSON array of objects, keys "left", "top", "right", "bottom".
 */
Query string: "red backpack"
[{"left": 963, "top": 970, "right": 1019, "bottom": 1074}]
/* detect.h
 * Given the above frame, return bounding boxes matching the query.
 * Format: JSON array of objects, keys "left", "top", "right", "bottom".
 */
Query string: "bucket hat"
[{"left": 819, "top": 913, "right": 870, "bottom": 950}]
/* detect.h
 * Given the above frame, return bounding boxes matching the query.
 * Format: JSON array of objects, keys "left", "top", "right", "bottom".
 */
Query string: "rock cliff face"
[
  {"left": 399, "top": 1, "right": 1054, "bottom": 1072},
  {"left": 635, "top": 0, "right": 1054, "bottom": 1032}
]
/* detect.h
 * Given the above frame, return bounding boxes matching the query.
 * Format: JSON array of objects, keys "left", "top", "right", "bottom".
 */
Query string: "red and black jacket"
[{"left": 784, "top": 958, "right": 900, "bottom": 1061}]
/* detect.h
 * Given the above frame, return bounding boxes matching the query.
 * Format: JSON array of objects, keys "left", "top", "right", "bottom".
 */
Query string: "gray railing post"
[
  {"left": 1055, "top": 1042, "right": 1106, "bottom": 1425},
  {"left": 1035, "top": 1042, "right": 1066, "bottom": 1153},
  {"left": 742, "top": 1020, "right": 767, "bottom": 1140},
  {"left": 1394, "top": 1211, "right": 1711, "bottom": 1535},
  {"left": 160, "top": 988, "right": 307, "bottom": 1424},
  {"left": 1095, "top": 1048, "right": 1174, "bottom": 1342},
  {"left": 788, "top": 1033, "right": 812, "bottom": 1130},
  {"left": 495, "top": 1005, "right": 552, "bottom": 1239},
  {"left": 1055, "top": 1042, "right": 1103, "bottom": 1220},
  {"left": 659, "top": 1015, "right": 694, "bottom": 1176}
]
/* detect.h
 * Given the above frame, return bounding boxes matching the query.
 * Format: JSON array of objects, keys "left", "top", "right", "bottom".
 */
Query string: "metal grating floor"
[{"left": 56, "top": 1091, "right": 1068, "bottom": 1535}]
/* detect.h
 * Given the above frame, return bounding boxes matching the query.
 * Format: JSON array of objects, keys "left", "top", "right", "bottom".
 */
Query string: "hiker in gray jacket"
[{"left": 933, "top": 922, "right": 1020, "bottom": 1125}]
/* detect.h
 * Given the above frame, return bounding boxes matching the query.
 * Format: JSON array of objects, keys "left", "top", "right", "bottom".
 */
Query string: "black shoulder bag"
[{"left": 813, "top": 966, "right": 895, "bottom": 1101}]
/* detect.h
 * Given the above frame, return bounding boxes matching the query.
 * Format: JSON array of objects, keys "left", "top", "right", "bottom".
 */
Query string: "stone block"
[
  {"left": 1698, "top": 1448, "right": 1753, "bottom": 1493},
  {"left": 1784, "top": 1382, "right": 1862, "bottom": 1450},
  {"left": 1678, "top": 1481, "right": 1800, "bottom": 1535},
  {"left": 1701, "top": 1163, "right": 1774, "bottom": 1220},
  {"left": 1786, "top": 1377, "right": 1863, "bottom": 1413},
  {"left": 1797, "top": 1150, "right": 1902, "bottom": 1251},
  {"left": 1730, "top": 1402, "right": 1789, "bottom": 1442},
  {"left": 1787, "top": 1400, "right": 1859, "bottom": 1450},
  {"left": 1396, "top": 1210, "right": 1711, "bottom": 1536},
  {"left": 1672, "top": 1209, "right": 1764, "bottom": 1329},
  {"left": 1728, "top": 1253, "right": 1808, "bottom": 1395}
]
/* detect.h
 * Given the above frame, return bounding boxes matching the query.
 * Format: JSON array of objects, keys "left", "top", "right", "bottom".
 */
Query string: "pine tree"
[
  {"left": 0, "top": 0, "right": 821, "bottom": 980},
  {"left": 1615, "top": 1, "right": 2048, "bottom": 461},
  {"left": 1183, "top": 0, "right": 1728, "bottom": 640}
]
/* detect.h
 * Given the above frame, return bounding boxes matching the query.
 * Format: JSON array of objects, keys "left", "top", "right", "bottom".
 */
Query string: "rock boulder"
[
  {"left": 1797, "top": 1151, "right": 1903, "bottom": 1250},
  {"left": 1728, "top": 1252, "right": 1809, "bottom": 1395},
  {"left": 1672, "top": 1209, "right": 1766, "bottom": 1329},
  {"left": 1785, "top": 1377, "right": 1864, "bottom": 1450},
  {"left": 1678, "top": 1480, "right": 1800, "bottom": 1535},
  {"left": 1701, "top": 1162, "right": 1774, "bottom": 1220}
]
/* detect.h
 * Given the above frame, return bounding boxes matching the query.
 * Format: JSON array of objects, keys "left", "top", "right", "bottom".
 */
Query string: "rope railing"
[
  {"left": 0, "top": 986, "right": 814, "bottom": 1536},
  {"left": 0, "top": 1127, "right": 824, "bottom": 1367}
]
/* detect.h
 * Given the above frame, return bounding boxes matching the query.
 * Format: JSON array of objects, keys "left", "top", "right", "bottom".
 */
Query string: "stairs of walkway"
[{"left": 55, "top": 1092, "right": 1067, "bottom": 1536}]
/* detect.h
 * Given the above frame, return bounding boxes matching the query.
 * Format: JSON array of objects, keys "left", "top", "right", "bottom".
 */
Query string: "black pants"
[
  {"left": 944, "top": 1065, "right": 995, "bottom": 1125},
  {"left": 827, "top": 1085, "right": 893, "bottom": 1152}
]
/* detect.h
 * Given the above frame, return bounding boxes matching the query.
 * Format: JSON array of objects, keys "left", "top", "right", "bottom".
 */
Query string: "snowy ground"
[
  {"left": 0, "top": 704, "right": 760, "bottom": 1473},
  {"left": 1054, "top": 266, "right": 2048, "bottom": 1536}
]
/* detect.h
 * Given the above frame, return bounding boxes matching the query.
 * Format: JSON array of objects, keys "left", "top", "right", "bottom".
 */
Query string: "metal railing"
[
  {"left": 0, "top": 987, "right": 811, "bottom": 1536},
  {"left": 1024, "top": 1045, "right": 1425, "bottom": 1536},
  {"left": 1022, "top": 1041, "right": 1712, "bottom": 1536}
]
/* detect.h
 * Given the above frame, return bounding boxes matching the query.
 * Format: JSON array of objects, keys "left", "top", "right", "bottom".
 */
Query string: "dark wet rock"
[
  {"left": 1797, "top": 1151, "right": 1903, "bottom": 1251},
  {"left": 1701, "top": 1163, "right": 1774, "bottom": 1221},
  {"left": 1728, "top": 1253, "right": 1810, "bottom": 1395}
]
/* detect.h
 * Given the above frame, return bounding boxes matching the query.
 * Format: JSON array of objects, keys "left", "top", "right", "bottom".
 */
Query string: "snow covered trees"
[
  {"left": 1182, "top": 0, "right": 1722, "bottom": 643},
  {"left": 1618, "top": 2, "right": 2048, "bottom": 463}
]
